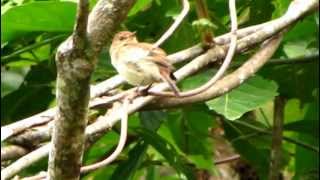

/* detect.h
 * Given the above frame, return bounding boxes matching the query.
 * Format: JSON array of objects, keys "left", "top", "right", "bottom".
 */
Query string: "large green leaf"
[
  {"left": 83, "top": 131, "right": 119, "bottom": 165},
  {"left": 294, "top": 102, "right": 319, "bottom": 180},
  {"left": 284, "top": 120, "right": 319, "bottom": 138},
  {"left": 1, "top": 62, "right": 56, "bottom": 125},
  {"left": 163, "top": 104, "right": 215, "bottom": 173},
  {"left": 206, "top": 75, "right": 278, "bottom": 120},
  {"left": 1, "top": 1, "right": 76, "bottom": 43},
  {"left": 135, "top": 128, "right": 196, "bottom": 179},
  {"left": 1, "top": 67, "right": 29, "bottom": 97},
  {"left": 139, "top": 110, "right": 167, "bottom": 131},
  {"left": 128, "top": 0, "right": 153, "bottom": 17},
  {"left": 259, "top": 61, "right": 319, "bottom": 104},
  {"left": 271, "top": 0, "right": 290, "bottom": 18},
  {"left": 111, "top": 141, "right": 148, "bottom": 179},
  {"left": 222, "top": 119, "right": 271, "bottom": 179},
  {"left": 165, "top": 105, "right": 214, "bottom": 155}
]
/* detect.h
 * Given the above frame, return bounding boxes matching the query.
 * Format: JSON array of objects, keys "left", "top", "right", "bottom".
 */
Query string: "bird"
[{"left": 109, "top": 31, "right": 180, "bottom": 96}]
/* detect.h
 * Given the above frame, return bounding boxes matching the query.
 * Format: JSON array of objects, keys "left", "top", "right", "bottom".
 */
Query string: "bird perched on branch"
[{"left": 110, "top": 31, "right": 180, "bottom": 96}]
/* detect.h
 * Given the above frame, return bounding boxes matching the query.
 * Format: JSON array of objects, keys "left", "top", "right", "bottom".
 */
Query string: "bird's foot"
[{"left": 135, "top": 84, "right": 153, "bottom": 97}]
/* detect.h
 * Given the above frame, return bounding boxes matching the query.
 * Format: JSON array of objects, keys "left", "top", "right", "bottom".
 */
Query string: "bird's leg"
[{"left": 136, "top": 84, "right": 153, "bottom": 96}]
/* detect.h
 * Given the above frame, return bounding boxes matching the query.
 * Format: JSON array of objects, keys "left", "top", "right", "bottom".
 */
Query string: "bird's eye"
[{"left": 119, "top": 36, "right": 126, "bottom": 40}]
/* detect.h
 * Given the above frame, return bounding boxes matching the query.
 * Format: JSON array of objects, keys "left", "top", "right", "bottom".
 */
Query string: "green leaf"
[
  {"left": 248, "top": 1, "right": 274, "bottom": 25},
  {"left": 139, "top": 110, "right": 167, "bottom": 131},
  {"left": 135, "top": 128, "right": 196, "bottom": 179},
  {"left": 206, "top": 75, "right": 278, "bottom": 120},
  {"left": 111, "top": 141, "right": 148, "bottom": 179},
  {"left": 1, "top": 62, "right": 55, "bottom": 125},
  {"left": 188, "top": 155, "right": 213, "bottom": 172},
  {"left": 165, "top": 105, "right": 214, "bottom": 156},
  {"left": 1, "top": 1, "right": 76, "bottom": 43},
  {"left": 259, "top": 61, "right": 319, "bottom": 104},
  {"left": 284, "top": 120, "right": 319, "bottom": 138},
  {"left": 1, "top": 67, "right": 29, "bottom": 97},
  {"left": 283, "top": 40, "right": 317, "bottom": 58},
  {"left": 91, "top": 50, "right": 116, "bottom": 82},
  {"left": 294, "top": 102, "right": 319, "bottom": 180},
  {"left": 222, "top": 119, "right": 270, "bottom": 179},
  {"left": 180, "top": 70, "right": 215, "bottom": 91},
  {"left": 128, "top": 0, "right": 153, "bottom": 16},
  {"left": 192, "top": 18, "right": 217, "bottom": 29},
  {"left": 83, "top": 131, "right": 119, "bottom": 165},
  {"left": 82, "top": 165, "right": 117, "bottom": 180},
  {"left": 271, "top": 0, "right": 290, "bottom": 18},
  {"left": 283, "top": 15, "right": 318, "bottom": 42}
]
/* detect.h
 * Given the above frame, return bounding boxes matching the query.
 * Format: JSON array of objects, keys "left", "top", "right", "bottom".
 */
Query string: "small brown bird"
[{"left": 110, "top": 31, "right": 180, "bottom": 96}]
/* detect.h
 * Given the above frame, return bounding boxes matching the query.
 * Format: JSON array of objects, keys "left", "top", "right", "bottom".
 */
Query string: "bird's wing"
[{"left": 138, "top": 43, "right": 175, "bottom": 71}]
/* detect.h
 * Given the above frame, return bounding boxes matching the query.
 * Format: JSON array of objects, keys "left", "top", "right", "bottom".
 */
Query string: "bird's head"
[{"left": 112, "top": 31, "right": 138, "bottom": 45}]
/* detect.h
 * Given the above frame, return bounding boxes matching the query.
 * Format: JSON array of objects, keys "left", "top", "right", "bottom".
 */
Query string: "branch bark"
[
  {"left": 47, "top": 0, "right": 91, "bottom": 178},
  {"left": 268, "top": 96, "right": 285, "bottom": 180},
  {"left": 47, "top": 0, "right": 136, "bottom": 179}
]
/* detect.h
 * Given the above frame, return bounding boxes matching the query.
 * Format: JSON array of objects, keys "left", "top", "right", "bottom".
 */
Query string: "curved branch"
[
  {"left": 81, "top": 98, "right": 129, "bottom": 173},
  {"left": 153, "top": 0, "right": 190, "bottom": 47}
]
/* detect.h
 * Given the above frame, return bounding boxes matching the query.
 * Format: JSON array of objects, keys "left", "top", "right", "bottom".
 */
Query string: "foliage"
[{"left": 1, "top": 0, "right": 318, "bottom": 179}]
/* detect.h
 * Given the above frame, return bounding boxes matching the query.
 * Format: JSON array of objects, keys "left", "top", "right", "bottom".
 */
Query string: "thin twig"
[
  {"left": 1, "top": 144, "right": 50, "bottom": 180},
  {"left": 81, "top": 97, "right": 130, "bottom": 173},
  {"left": 215, "top": 154, "right": 241, "bottom": 165},
  {"left": 153, "top": 0, "right": 190, "bottom": 47},
  {"left": 1, "top": 34, "right": 67, "bottom": 63},
  {"left": 73, "top": 0, "right": 89, "bottom": 46}
]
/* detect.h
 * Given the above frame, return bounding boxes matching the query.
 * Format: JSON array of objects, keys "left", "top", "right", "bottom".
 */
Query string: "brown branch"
[
  {"left": 215, "top": 154, "right": 241, "bottom": 165},
  {"left": 1, "top": 145, "right": 28, "bottom": 162},
  {"left": 47, "top": 0, "right": 91, "bottom": 178},
  {"left": 2, "top": 144, "right": 50, "bottom": 180},
  {"left": 268, "top": 96, "right": 285, "bottom": 180},
  {"left": 47, "top": 0, "right": 137, "bottom": 179},
  {"left": 195, "top": 0, "right": 214, "bottom": 46},
  {"left": 73, "top": 0, "right": 89, "bottom": 48}
]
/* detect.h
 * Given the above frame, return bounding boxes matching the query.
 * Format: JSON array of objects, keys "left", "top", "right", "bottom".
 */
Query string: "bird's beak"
[{"left": 131, "top": 31, "right": 137, "bottom": 36}]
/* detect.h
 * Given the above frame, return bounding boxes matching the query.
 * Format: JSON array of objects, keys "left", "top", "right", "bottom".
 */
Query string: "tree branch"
[
  {"left": 47, "top": 0, "right": 91, "bottom": 178},
  {"left": 0, "top": 23, "right": 268, "bottom": 142},
  {"left": 47, "top": 0, "right": 137, "bottom": 179},
  {"left": 269, "top": 96, "right": 285, "bottom": 180},
  {"left": 153, "top": 0, "right": 190, "bottom": 47}
]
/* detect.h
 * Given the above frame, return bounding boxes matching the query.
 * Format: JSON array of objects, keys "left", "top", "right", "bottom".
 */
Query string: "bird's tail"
[{"left": 160, "top": 71, "right": 180, "bottom": 96}]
